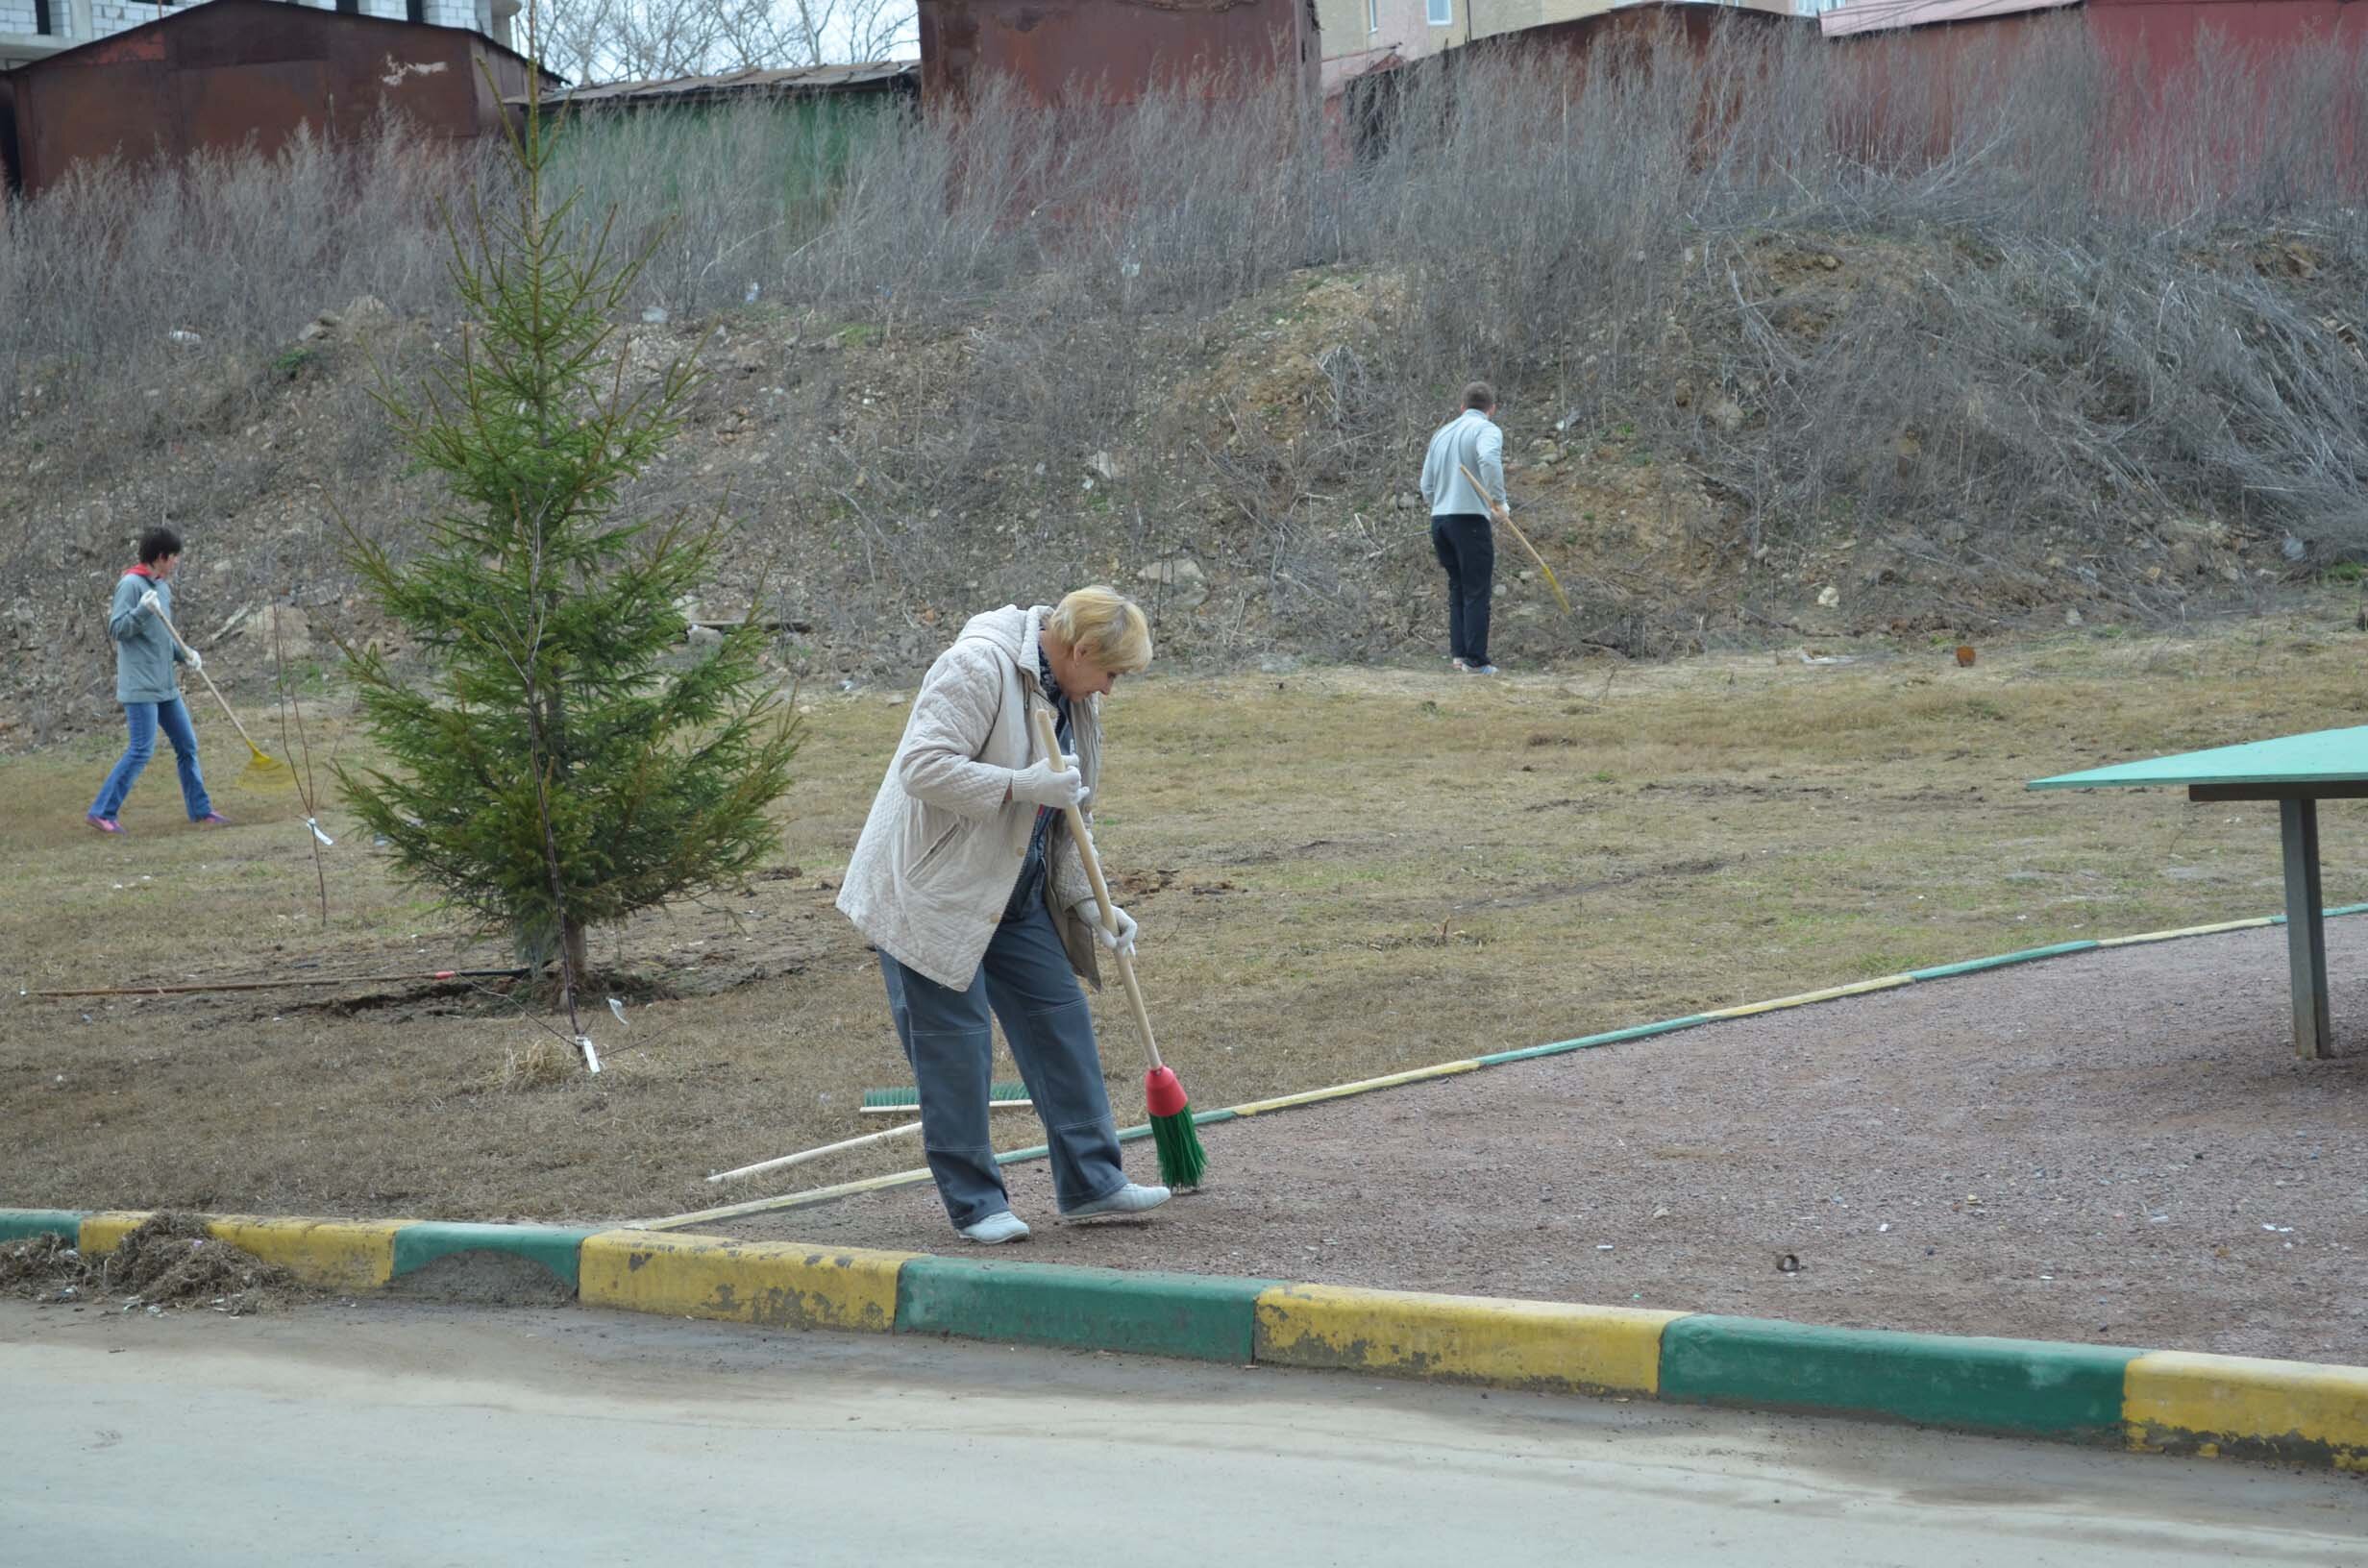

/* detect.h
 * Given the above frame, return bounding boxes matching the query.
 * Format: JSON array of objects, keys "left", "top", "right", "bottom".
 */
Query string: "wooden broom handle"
[{"left": 1030, "top": 702, "right": 1164, "bottom": 1070}]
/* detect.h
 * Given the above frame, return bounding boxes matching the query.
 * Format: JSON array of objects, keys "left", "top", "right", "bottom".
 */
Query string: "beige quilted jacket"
[{"left": 836, "top": 604, "right": 1105, "bottom": 992}]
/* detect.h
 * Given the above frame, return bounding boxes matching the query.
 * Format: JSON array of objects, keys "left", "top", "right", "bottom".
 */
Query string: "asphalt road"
[{"left": 2, "top": 1299, "right": 2359, "bottom": 1565}]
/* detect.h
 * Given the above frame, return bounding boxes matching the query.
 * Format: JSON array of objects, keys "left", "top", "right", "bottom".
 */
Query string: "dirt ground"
[
  {"left": 721, "top": 920, "right": 2368, "bottom": 1366},
  {"left": 6, "top": 622, "right": 2368, "bottom": 1361}
]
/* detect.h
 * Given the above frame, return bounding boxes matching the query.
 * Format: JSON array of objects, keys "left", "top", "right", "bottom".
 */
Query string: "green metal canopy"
[
  {"left": 2028, "top": 725, "right": 2368, "bottom": 792},
  {"left": 2026, "top": 723, "right": 2366, "bottom": 1061}
]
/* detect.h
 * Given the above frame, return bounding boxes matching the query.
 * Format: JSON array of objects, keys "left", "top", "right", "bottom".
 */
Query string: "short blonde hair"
[{"left": 1048, "top": 585, "right": 1153, "bottom": 674}]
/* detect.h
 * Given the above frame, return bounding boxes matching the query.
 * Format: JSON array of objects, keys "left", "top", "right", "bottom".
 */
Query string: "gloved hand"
[
  {"left": 138, "top": 588, "right": 162, "bottom": 614},
  {"left": 183, "top": 648, "right": 203, "bottom": 672},
  {"left": 1074, "top": 899, "right": 1138, "bottom": 958},
  {"left": 1009, "top": 754, "right": 1090, "bottom": 811}
]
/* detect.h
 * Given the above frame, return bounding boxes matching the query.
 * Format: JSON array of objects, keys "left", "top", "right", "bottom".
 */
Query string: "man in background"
[{"left": 1419, "top": 381, "right": 1508, "bottom": 675}]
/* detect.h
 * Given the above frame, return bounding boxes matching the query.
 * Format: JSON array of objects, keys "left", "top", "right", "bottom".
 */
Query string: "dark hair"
[
  {"left": 1462, "top": 380, "right": 1496, "bottom": 412},
  {"left": 137, "top": 526, "right": 183, "bottom": 566}
]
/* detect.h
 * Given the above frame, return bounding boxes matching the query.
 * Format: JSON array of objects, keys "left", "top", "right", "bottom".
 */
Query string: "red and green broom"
[{"left": 1031, "top": 705, "right": 1208, "bottom": 1188}]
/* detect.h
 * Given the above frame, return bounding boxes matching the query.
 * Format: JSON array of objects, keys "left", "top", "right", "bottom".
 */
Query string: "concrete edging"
[{"left": 7, "top": 1207, "right": 2362, "bottom": 1472}]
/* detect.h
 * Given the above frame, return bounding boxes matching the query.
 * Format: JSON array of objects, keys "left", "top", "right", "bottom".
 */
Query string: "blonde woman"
[{"left": 838, "top": 587, "right": 1171, "bottom": 1243}]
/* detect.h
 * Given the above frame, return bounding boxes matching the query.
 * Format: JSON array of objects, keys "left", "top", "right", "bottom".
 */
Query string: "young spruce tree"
[{"left": 338, "top": 87, "right": 797, "bottom": 1048}]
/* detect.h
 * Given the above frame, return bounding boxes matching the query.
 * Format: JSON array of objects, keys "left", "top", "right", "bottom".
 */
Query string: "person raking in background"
[
  {"left": 1420, "top": 380, "right": 1510, "bottom": 675},
  {"left": 837, "top": 586, "right": 1171, "bottom": 1244},
  {"left": 86, "top": 526, "right": 229, "bottom": 836}
]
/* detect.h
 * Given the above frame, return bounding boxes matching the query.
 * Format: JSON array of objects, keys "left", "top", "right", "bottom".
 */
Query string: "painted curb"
[
  {"left": 2126, "top": 1350, "right": 2368, "bottom": 1473},
  {"left": 1255, "top": 1283, "right": 1678, "bottom": 1395},
  {"left": 578, "top": 1230, "right": 915, "bottom": 1332},
  {"left": 391, "top": 1221, "right": 599, "bottom": 1291},
  {"left": 3, "top": 1207, "right": 2361, "bottom": 1470},
  {"left": 897, "top": 1256, "right": 1274, "bottom": 1362},
  {"left": 0, "top": 1209, "right": 82, "bottom": 1244},
  {"left": 1659, "top": 1315, "right": 2136, "bottom": 1443}
]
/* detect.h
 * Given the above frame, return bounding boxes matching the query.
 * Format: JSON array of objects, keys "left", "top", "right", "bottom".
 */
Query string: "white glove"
[
  {"left": 138, "top": 589, "right": 162, "bottom": 613},
  {"left": 1009, "top": 754, "right": 1089, "bottom": 811},
  {"left": 1075, "top": 899, "right": 1138, "bottom": 957},
  {"left": 183, "top": 648, "right": 203, "bottom": 672}
]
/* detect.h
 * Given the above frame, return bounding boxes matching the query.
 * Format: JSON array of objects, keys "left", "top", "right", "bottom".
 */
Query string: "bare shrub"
[{"left": 5, "top": 18, "right": 2365, "bottom": 667}]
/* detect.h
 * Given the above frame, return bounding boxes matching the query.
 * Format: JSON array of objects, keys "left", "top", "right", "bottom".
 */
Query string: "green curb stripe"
[
  {"left": 2272, "top": 903, "right": 2368, "bottom": 924},
  {"left": 0, "top": 1209, "right": 84, "bottom": 1245},
  {"left": 1476, "top": 1016, "right": 1714, "bottom": 1066},
  {"left": 1907, "top": 941, "right": 2101, "bottom": 982},
  {"left": 896, "top": 1257, "right": 1275, "bottom": 1361},
  {"left": 1658, "top": 1315, "right": 2135, "bottom": 1440},
  {"left": 390, "top": 1221, "right": 598, "bottom": 1290}
]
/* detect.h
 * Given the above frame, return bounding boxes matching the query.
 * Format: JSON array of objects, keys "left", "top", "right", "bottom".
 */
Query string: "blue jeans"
[
  {"left": 878, "top": 869, "right": 1128, "bottom": 1229},
  {"left": 91, "top": 698, "right": 212, "bottom": 822}
]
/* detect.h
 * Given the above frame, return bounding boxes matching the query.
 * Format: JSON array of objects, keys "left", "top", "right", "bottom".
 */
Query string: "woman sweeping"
[
  {"left": 86, "top": 526, "right": 230, "bottom": 835},
  {"left": 838, "top": 587, "right": 1170, "bottom": 1243}
]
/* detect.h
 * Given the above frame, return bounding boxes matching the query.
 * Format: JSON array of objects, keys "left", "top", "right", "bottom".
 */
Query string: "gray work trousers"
[{"left": 877, "top": 865, "right": 1127, "bottom": 1229}]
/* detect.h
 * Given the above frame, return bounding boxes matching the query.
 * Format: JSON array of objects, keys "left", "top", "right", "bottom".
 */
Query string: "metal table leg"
[{"left": 2280, "top": 797, "right": 2332, "bottom": 1060}]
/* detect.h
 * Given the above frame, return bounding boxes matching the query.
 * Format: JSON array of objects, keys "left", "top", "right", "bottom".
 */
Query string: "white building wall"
[{"left": 5, "top": 0, "right": 501, "bottom": 63}]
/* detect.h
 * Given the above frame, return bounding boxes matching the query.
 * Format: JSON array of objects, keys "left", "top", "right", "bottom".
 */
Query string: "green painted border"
[
  {"left": 1908, "top": 941, "right": 2101, "bottom": 981},
  {"left": 0, "top": 1209, "right": 83, "bottom": 1245},
  {"left": 390, "top": 1221, "right": 599, "bottom": 1290},
  {"left": 1476, "top": 1016, "right": 1714, "bottom": 1066},
  {"left": 897, "top": 1256, "right": 1274, "bottom": 1362},
  {"left": 1659, "top": 1314, "right": 2136, "bottom": 1441}
]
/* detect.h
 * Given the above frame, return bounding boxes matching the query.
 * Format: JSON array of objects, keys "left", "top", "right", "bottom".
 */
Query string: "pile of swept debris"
[{"left": 0, "top": 1213, "right": 310, "bottom": 1316}]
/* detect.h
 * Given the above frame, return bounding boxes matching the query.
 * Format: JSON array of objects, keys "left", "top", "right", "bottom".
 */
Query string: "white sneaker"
[
  {"left": 1065, "top": 1182, "right": 1171, "bottom": 1219},
  {"left": 958, "top": 1211, "right": 1030, "bottom": 1244}
]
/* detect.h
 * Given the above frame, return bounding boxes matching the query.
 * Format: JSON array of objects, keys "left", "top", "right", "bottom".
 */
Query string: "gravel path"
[{"left": 720, "top": 921, "right": 2368, "bottom": 1363}]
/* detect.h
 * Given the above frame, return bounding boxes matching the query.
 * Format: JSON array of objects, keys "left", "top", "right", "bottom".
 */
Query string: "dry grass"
[{"left": 4, "top": 610, "right": 2366, "bottom": 1223}]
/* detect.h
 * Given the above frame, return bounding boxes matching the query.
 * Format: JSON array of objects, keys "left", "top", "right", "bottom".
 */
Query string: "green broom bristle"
[{"left": 1149, "top": 1109, "right": 1207, "bottom": 1189}]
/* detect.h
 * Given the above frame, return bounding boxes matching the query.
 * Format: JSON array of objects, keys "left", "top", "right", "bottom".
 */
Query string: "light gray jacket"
[
  {"left": 108, "top": 570, "right": 190, "bottom": 704},
  {"left": 837, "top": 604, "right": 1105, "bottom": 992},
  {"left": 1419, "top": 408, "right": 1508, "bottom": 519}
]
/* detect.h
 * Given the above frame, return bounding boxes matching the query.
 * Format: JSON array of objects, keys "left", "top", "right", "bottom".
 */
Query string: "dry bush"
[{"left": 4, "top": 20, "right": 2365, "bottom": 661}]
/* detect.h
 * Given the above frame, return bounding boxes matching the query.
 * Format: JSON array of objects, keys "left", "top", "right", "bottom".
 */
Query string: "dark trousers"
[{"left": 1431, "top": 513, "right": 1494, "bottom": 666}]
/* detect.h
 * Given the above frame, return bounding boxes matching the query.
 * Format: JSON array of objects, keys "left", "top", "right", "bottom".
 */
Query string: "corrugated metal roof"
[
  {"left": 514, "top": 60, "right": 917, "bottom": 109},
  {"left": 1819, "top": 0, "right": 2077, "bottom": 37}
]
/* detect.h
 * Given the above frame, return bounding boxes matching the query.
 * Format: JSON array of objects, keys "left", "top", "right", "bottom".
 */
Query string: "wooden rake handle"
[
  {"left": 144, "top": 600, "right": 268, "bottom": 754},
  {"left": 1458, "top": 461, "right": 1573, "bottom": 614},
  {"left": 1029, "top": 702, "right": 1164, "bottom": 1072}
]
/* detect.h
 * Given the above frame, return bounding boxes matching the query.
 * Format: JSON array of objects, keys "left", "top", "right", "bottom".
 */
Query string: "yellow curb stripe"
[
  {"left": 2125, "top": 1350, "right": 2368, "bottom": 1468},
  {"left": 1231, "top": 1061, "right": 1480, "bottom": 1117},
  {"left": 77, "top": 1212, "right": 155, "bottom": 1255},
  {"left": 580, "top": 1230, "right": 917, "bottom": 1330},
  {"left": 1254, "top": 1283, "right": 1679, "bottom": 1395},
  {"left": 205, "top": 1216, "right": 405, "bottom": 1289},
  {"left": 1703, "top": 974, "right": 1913, "bottom": 1020},
  {"left": 2097, "top": 917, "right": 2278, "bottom": 948}
]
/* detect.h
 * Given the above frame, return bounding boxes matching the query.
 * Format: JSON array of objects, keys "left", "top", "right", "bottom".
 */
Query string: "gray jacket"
[
  {"left": 108, "top": 571, "right": 189, "bottom": 704},
  {"left": 1420, "top": 408, "right": 1508, "bottom": 518},
  {"left": 837, "top": 604, "right": 1105, "bottom": 992}
]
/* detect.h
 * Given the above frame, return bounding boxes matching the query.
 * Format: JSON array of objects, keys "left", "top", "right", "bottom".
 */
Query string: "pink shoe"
[
  {"left": 86, "top": 814, "right": 124, "bottom": 835},
  {"left": 195, "top": 813, "right": 233, "bottom": 828}
]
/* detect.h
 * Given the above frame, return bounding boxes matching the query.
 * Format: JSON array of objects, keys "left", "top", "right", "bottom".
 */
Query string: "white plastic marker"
[
  {"left": 305, "top": 818, "right": 334, "bottom": 846},
  {"left": 576, "top": 1035, "right": 603, "bottom": 1074}
]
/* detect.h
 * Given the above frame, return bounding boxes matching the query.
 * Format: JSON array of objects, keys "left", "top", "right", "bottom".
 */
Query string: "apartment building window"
[
  {"left": 336, "top": 0, "right": 359, "bottom": 12},
  {"left": 1425, "top": 0, "right": 1451, "bottom": 23},
  {"left": 1367, "top": 0, "right": 1378, "bottom": 32},
  {"left": 407, "top": 0, "right": 424, "bottom": 17},
  {"left": 33, "top": 0, "right": 52, "bottom": 37}
]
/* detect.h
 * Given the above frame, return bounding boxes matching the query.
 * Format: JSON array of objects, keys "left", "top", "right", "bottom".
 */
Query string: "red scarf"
[{"left": 125, "top": 564, "right": 157, "bottom": 580}]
